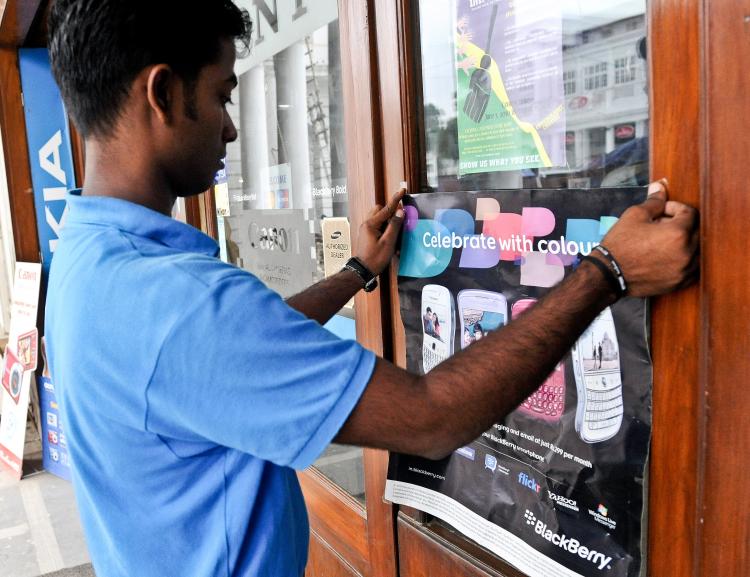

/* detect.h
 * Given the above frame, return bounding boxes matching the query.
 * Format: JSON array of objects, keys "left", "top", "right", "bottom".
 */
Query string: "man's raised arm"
[{"left": 335, "top": 180, "right": 698, "bottom": 459}]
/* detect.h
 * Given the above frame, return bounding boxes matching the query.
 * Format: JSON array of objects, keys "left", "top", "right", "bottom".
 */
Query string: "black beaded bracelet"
[
  {"left": 592, "top": 245, "right": 627, "bottom": 294},
  {"left": 580, "top": 245, "right": 628, "bottom": 298}
]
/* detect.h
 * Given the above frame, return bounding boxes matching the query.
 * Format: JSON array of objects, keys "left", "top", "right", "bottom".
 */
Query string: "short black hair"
[{"left": 48, "top": 0, "right": 252, "bottom": 138}]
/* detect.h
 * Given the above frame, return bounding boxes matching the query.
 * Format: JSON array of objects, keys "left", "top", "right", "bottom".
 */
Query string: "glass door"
[
  {"left": 218, "top": 3, "right": 366, "bottom": 504},
  {"left": 418, "top": 0, "right": 649, "bottom": 195},
  {"left": 210, "top": 2, "right": 396, "bottom": 576},
  {"left": 375, "top": 1, "right": 657, "bottom": 576}
]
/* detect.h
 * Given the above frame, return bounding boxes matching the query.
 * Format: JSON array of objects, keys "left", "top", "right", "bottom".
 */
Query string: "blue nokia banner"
[
  {"left": 19, "top": 49, "right": 76, "bottom": 481},
  {"left": 19, "top": 48, "right": 76, "bottom": 276},
  {"left": 38, "top": 374, "right": 72, "bottom": 481}
]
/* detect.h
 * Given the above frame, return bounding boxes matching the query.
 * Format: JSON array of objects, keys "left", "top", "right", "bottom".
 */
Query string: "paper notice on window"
[
  {"left": 322, "top": 218, "right": 353, "bottom": 309},
  {"left": 455, "top": 0, "right": 566, "bottom": 174},
  {"left": 0, "top": 263, "right": 42, "bottom": 479}
]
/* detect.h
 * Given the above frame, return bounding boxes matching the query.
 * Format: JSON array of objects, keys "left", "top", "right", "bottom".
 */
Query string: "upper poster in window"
[{"left": 455, "top": 0, "right": 566, "bottom": 175}]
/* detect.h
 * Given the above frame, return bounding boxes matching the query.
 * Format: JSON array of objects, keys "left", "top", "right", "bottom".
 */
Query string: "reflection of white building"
[
  {"left": 224, "top": 11, "right": 345, "bottom": 218},
  {"left": 559, "top": 15, "right": 648, "bottom": 171},
  {"left": 601, "top": 332, "right": 618, "bottom": 361},
  {"left": 548, "top": 15, "right": 649, "bottom": 170}
]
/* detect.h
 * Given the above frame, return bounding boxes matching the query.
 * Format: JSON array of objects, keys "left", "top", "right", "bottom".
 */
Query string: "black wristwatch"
[{"left": 343, "top": 257, "right": 378, "bottom": 292}]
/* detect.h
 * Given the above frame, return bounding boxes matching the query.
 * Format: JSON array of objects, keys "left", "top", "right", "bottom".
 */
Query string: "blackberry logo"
[{"left": 523, "top": 510, "right": 612, "bottom": 571}]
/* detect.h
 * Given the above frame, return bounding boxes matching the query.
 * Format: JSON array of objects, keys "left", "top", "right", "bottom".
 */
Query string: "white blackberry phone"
[
  {"left": 572, "top": 307, "right": 623, "bottom": 443},
  {"left": 421, "top": 285, "right": 455, "bottom": 373}
]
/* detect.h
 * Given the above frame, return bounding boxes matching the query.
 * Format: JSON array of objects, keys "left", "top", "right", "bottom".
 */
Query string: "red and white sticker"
[
  {"left": 16, "top": 328, "right": 38, "bottom": 372},
  {"left": 2, "top": 348, "right": 24, "bottom": 404}
]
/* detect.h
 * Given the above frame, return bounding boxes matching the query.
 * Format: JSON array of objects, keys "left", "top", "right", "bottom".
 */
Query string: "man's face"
[{"left": 169, "top": 38, "right": 238, "bottom": 196}]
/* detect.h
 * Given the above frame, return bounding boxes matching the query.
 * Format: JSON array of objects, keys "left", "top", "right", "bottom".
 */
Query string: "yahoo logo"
[{"left": 398, "top": 199, "right": 618, "bottom": 288}]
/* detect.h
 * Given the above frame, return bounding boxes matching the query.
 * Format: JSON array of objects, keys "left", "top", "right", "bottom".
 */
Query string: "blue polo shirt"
[{"left": 45, "top": 191, "right": 376, "bottom": 577}]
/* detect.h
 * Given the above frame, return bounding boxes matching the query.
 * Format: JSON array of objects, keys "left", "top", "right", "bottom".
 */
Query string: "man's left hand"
[{"left": 355, "top": 189, "right": 406, "bottom": 276}]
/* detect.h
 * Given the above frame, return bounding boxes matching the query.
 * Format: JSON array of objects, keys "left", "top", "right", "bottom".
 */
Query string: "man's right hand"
[{"left": 598, "top": 179, "right": 699, "bottom": 297}]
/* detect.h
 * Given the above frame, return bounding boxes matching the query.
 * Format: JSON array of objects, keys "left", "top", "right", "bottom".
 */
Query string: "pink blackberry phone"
[{"left": 512, "top": 298, "right": 565, "bottom": 422}]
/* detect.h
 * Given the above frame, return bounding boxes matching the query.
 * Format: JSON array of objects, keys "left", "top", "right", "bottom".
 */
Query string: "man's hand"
[
  {"left": 355, "top": 189, "right": 406, "bottom": 275},
  {"left": 287, "top": 190, "right": 405, "bottom": 323},
  {"left": 599, "top": 179, "right": 699, "bottom": 297}
]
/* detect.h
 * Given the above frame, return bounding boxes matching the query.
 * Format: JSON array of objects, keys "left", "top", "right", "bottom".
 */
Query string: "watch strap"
[{"left": 343, "top": 257, "right": 378, "bottom": 292}]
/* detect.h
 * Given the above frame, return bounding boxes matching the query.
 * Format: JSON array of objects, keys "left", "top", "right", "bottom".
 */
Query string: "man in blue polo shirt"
[{"left": 46, "top": 1, "right": 698, "bottom": 576}]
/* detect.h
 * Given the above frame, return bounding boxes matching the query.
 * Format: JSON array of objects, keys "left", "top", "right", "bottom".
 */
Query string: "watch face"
[{"left": 364, "top": 278, "right": 378, "bottom": 292}]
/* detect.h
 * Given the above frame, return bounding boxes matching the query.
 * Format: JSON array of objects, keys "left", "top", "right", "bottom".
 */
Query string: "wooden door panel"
[
  {"left": 299, "top": 469, "right": 369, "bottom": 576},
  {"left": 648, "top": 0, "right": 702, "bottom": 576},
  {"left": 301, "top": 2, "right": 398, "bottom": 577},
  {"left": 398, "top": 516, "right": 514, "bottom": 577},
  {"left": 307, "top": 530, "right": 363, "bottom": 577},
  {"left": 700, "top": 1, "right": 750, "bottom": 574},
  {"left": 376, "top": 0, "right": 712, "bottom": 575}
]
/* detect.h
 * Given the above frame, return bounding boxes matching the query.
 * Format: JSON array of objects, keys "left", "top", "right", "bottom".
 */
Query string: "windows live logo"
[
  {"left": 518, "top": 472, "right": 541, "bottom": 493},
  {"left": 588, "top": 503, "right": 617, "bottom": 530},
  {"left": 523, "top": 510, "right": 613, "bottom": 571}
]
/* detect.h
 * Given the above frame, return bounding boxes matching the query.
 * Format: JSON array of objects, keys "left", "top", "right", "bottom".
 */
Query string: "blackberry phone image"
[
  {"left": 511, "top": 298, "right": 566, "bottom": 422},
  {"left": 421, "top": 285, "right": 455, "bottom": 373},
  {"left": 572, "top": 307, "right": 623, "bottom": 443},
  {"left": 458, "top": 290, "right": 507, "bottom": 350}
]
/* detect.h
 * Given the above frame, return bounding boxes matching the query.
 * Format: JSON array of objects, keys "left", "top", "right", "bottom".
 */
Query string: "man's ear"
[{"left": 146, "top": 64, "right": 175, "bottom": 125}]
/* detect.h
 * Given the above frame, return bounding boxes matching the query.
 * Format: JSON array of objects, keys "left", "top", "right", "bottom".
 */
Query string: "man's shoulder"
[{"left": 50, "top": 224, "right": 257, "bottom": 311}]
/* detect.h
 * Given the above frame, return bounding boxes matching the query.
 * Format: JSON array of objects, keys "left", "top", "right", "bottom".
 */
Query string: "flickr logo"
[{"left": 518, "top": 472, "right": 541, "bottom": 493}]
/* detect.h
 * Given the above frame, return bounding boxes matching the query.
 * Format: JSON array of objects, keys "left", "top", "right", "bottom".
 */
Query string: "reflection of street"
[{"left": 583, "top": 359, "right": 618, "bottom": 372}]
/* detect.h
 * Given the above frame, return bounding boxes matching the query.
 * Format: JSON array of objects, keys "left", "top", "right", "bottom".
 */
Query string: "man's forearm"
[
  {"left": 417, "top": 259, "right": 618, "bottom": 457},
  {"left": 337, "top": 259, "right": 619, "bottom": 458},
  {"left": 286, "top": 269, "right": 364, "bottom": 325}
]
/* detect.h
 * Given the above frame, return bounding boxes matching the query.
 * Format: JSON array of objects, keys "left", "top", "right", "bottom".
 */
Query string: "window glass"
[
  {"left": 418, "top": 0, "right": 649, "bottom": 192},
  {"left": 171, "top": 198, "right": 187, "bottom": 224},
  {"left": 415, "top": 0, "right": 649, "bottom": 561},
  {"left": 218, "top": 1, "right": 365, "bottom": 504},
  {"left": 0, "top": 129, "right": 13, "bottom": 341}
]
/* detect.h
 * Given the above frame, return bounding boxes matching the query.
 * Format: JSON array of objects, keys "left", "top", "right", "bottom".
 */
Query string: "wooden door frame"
[
  {"left": 0, "top": 45, "right": 38, "bottom": 264},
  {"left": 192, "top": 4, "right": 401, "bottom": 575},
  {"left": 648, "top": 0, "right": 702, "bottom": 574},
  {"left": 184, "top": 2, "right": 401, "bottom": 574},
  {"left": 0, "top": 0, "right": 47, "bottom": 47},
  {"left": 297, "top": 2, "right": 399, "bottom": 577},
  {"left": 0, "top": 0, "right": 49, "bottom": 265},
  {"left": 697, "top": 0, "right": 750, "bottom": 573},
  {"left": 374, "top": 0, "right": 747, "bottom": 575}
]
